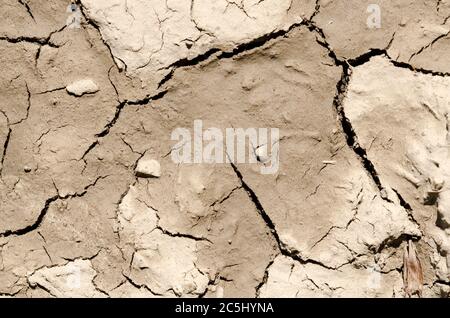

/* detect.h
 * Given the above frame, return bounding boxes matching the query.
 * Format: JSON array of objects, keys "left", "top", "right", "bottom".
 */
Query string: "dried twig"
[{"left": 403, "top": 240, "right": 424, "bottom": 298}]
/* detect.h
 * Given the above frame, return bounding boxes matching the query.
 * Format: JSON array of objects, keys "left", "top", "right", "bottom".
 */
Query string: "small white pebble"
[
  {"left": 66, "top": 79, "right": 99, "bottom": 96},
  {"left": 135, "top": 158, "right": 161, "bottom": 178}
]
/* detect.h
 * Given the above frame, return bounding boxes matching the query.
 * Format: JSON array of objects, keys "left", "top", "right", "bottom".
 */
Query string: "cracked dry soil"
[{"left": 0, "top": 0, "right": 449, "bottom": 298}]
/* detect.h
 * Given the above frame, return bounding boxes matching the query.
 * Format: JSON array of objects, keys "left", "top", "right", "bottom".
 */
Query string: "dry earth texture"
[{"left": 0, "top": 0, "right": 450, "bottom": 298}]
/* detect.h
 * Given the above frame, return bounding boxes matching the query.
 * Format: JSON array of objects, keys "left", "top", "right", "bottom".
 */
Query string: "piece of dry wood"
[{"left": 403, "top": 240, "right": 424, "bottom": 298}]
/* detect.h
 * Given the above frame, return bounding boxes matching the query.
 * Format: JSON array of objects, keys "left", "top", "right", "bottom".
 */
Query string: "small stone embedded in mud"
[
  {"left": 66, "top": 79, "right": 99, "bottom": 96},
  {"left": 135, "top": 157, "right": 161, "bottom": 178},
  {"left": 255, "top": 145, "right": 270, "bottom": 163}
]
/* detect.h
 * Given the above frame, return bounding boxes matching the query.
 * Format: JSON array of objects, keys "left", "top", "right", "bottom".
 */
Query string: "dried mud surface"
[{"left": 0, "top": 0, "right": 449, "bottom": 298}]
